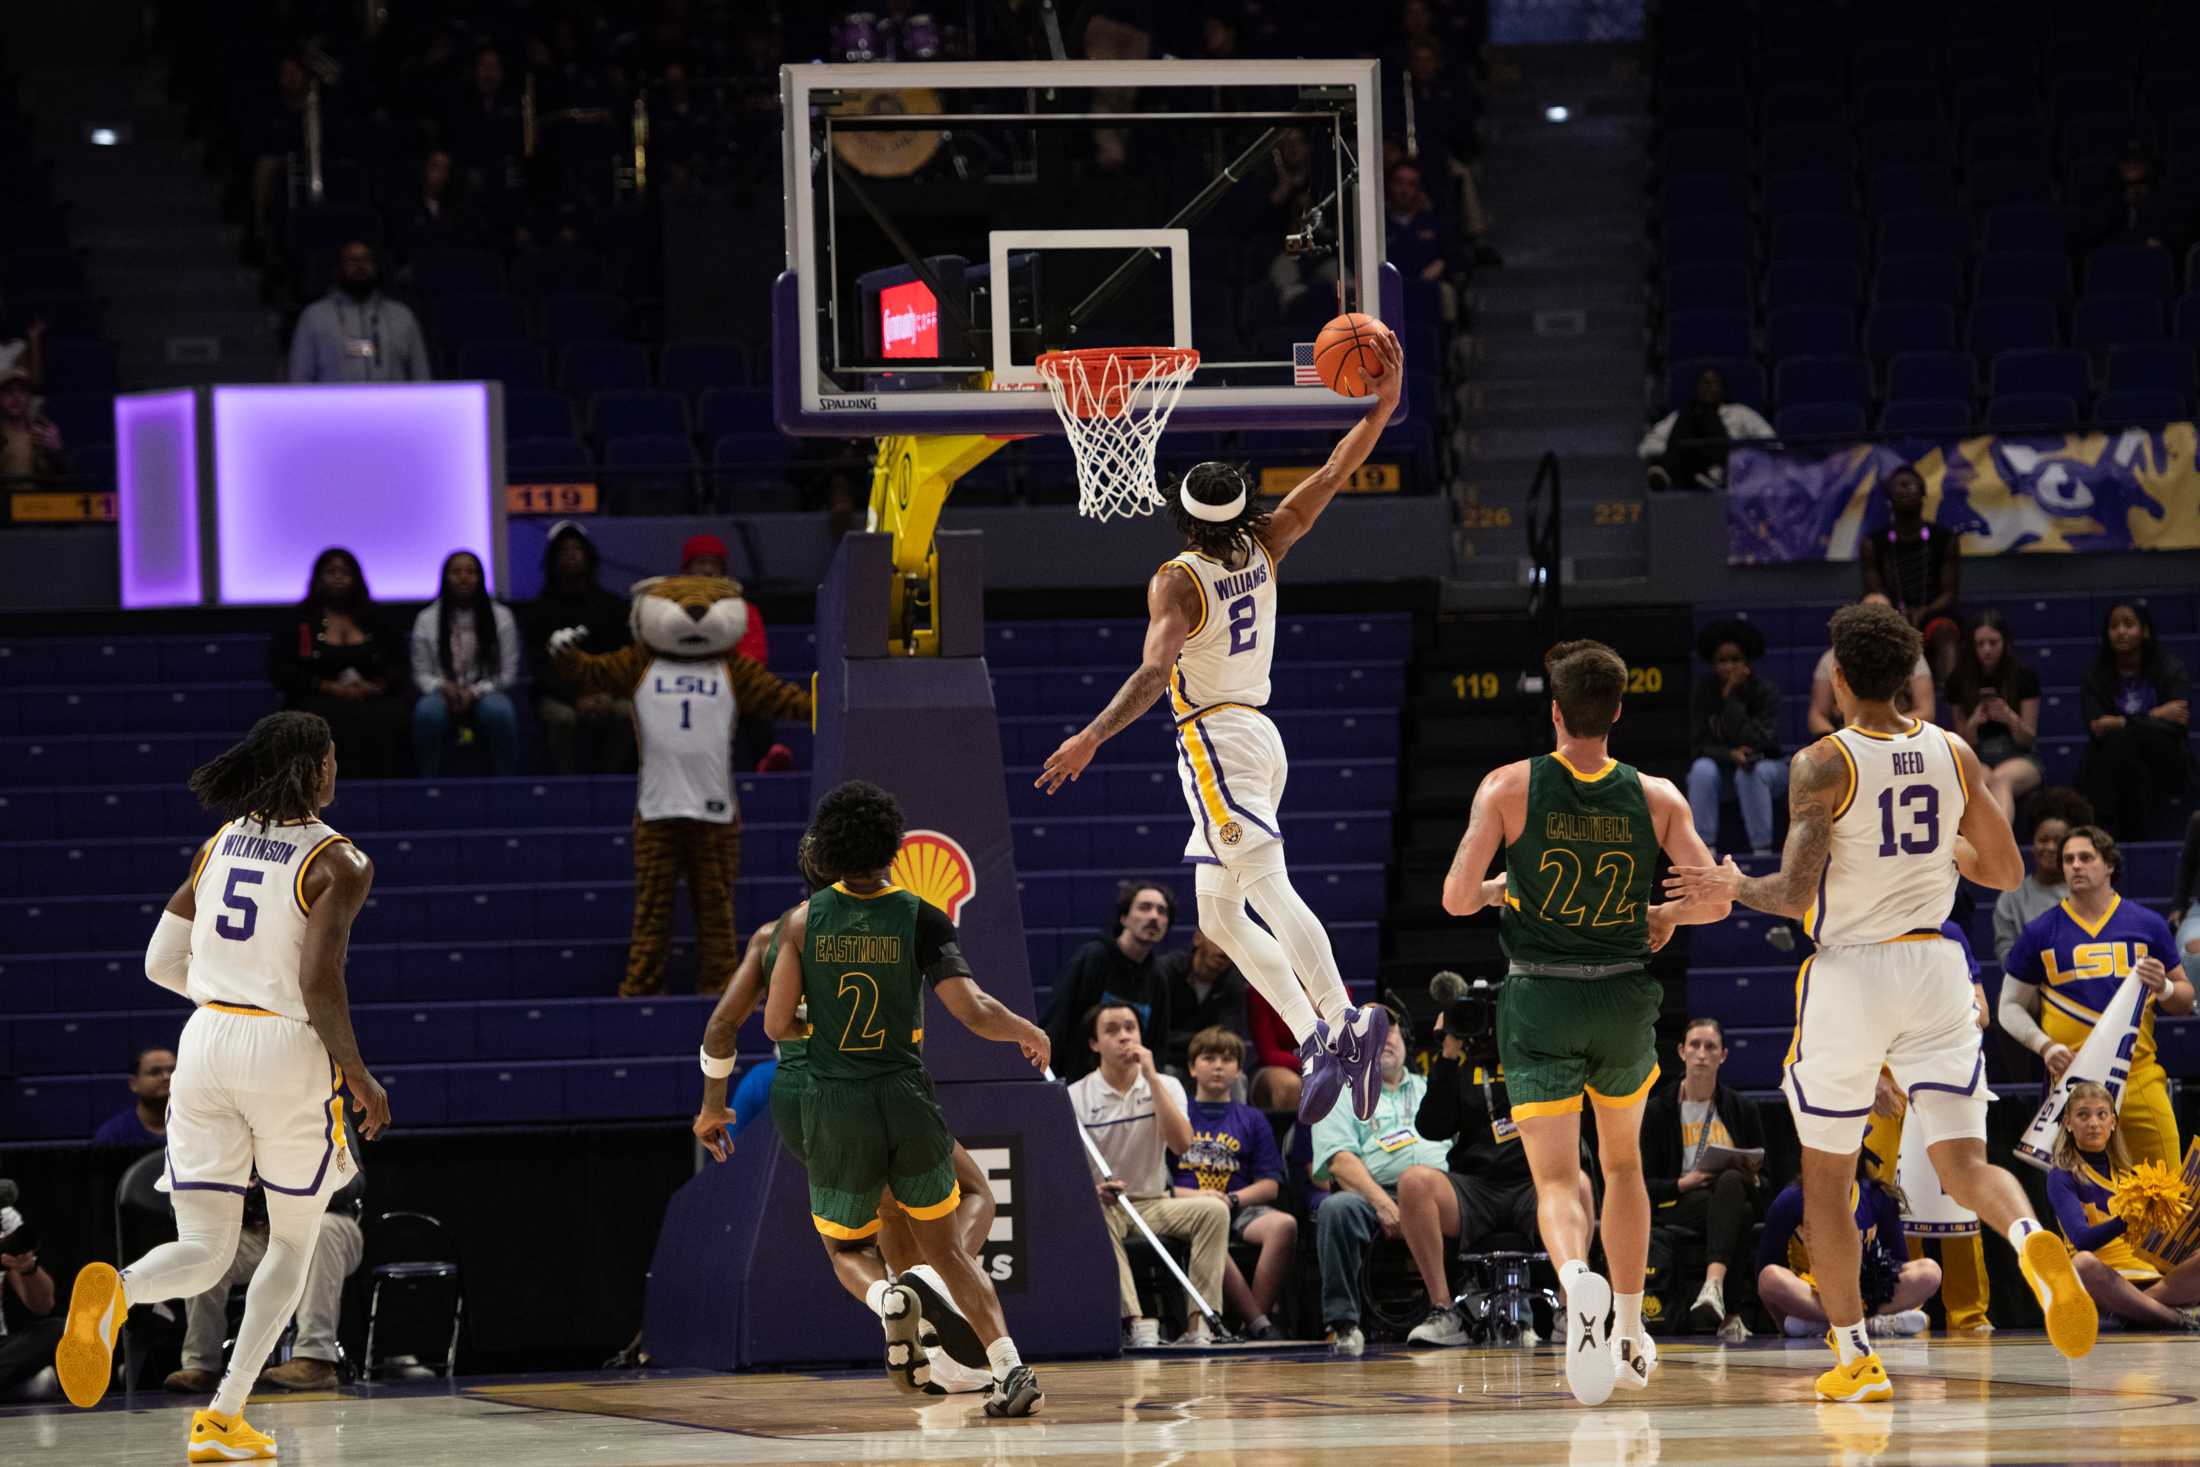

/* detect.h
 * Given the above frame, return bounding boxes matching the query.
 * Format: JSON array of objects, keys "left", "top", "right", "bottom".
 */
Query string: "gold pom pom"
[{"left": 2110, "top": 1160, "right": 2190, "bottom": 1240}]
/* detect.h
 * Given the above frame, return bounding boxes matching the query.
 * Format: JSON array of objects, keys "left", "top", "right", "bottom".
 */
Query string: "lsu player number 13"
[{"left": 58, "top": 711, "right": 389, "bottom": 1464}]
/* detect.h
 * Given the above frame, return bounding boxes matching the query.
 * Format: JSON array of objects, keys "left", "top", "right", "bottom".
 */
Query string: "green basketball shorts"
[
  {"left": 769, "top": 1059, "right": 812, "bottom": 1166},
  {"left": 1496, "top": 969, "right": 1662, "bottom": 1118},
  {"left": 800, "top": 1068, "right": 960, "bottom": 1239}
]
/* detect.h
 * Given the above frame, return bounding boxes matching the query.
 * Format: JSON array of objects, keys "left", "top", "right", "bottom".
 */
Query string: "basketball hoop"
[{"left": 1034, "top": 346, "right": 1199, "bottom": 521}]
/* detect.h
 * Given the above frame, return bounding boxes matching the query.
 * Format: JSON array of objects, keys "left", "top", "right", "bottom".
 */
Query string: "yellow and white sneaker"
[
  {"left": 57, "top": 1262, "right": 126, "bottom": 1408},
  {"left": 188, "top": 1408, "right": 277, "bottom": 1462},
  {"left": 1814, "top": 1351, "right": 1893, "bottom": 1403},
  {"left": 2019, "top": 1228, "right": 2098, "bottom": 1359}
]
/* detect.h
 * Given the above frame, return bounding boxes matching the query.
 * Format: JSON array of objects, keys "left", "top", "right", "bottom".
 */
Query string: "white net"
[{"left": 1034, "top": 348, "right": 1200, "bottom": 521}]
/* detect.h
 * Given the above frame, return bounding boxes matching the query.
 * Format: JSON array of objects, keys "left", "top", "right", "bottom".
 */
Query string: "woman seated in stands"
[
  {"left": 1685, "top": 620, "right": 1784, "bottom": 856},
  {"left": 1808, "top": 593, "right": 1935, "bottom": 734},
  {"left": 1945, "top": 610, "right": 2042, "bottom": 824},
  {"left": 268, "top": 547, "right": 409, "bottom": 778},
  {"left": 1756, "top": 1154, "right": 1938, "bottom": 1339},
  {"left": 409, "top": 549, "right": 522, "bottom": 776},
  {"left": 2048, "top": 1082, "right": 2200, "bottom": 1329},
  {"left": 1643, "top": 1018, "right": 1768, "bottom": 1337},
  {"left": 2078, "top": 601, "right": 2190, "bottom": 839}
]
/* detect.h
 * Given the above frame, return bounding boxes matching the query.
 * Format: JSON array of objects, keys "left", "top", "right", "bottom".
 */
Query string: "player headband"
[{"left": 1180, "top": 465, "right": 1248, "bottom": 522}]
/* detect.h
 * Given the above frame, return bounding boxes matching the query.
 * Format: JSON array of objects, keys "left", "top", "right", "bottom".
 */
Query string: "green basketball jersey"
[
  {"left": 764, "top": 914, "right": 808, "bottom": 1069},
  {"left": 1499, "top": 753, "right": 1658, "bottom": 970},
  {"left": 798, "top": 883, "right": 944, "bottom": 1080}
]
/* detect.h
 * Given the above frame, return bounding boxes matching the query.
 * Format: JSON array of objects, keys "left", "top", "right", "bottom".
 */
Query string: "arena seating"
[
  {"left": 0, "top": 612, "right": 1408, "bottom": 1140},
  {"left": 1652, "top": 5, "right": 2200, "bottom": 433},
  {"left": 1686, "top": 586, "right": 2200, "bottom": 1089}
]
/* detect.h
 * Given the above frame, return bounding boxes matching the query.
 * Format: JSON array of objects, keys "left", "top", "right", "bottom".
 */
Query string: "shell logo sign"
[{"left": 891, "top": 830, "right": 978, "bottom": 921}]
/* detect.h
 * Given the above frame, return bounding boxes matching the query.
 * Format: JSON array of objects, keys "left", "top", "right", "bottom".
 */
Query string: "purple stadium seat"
[
  {"left": 1866, "top": 164, "right": 1956, "bottom": 218},
  {"left": 1987, "top": 392, "right": 2080, "bottom": 429},
  {"left": 1666, "top": 309, "right": 1752, "bottom": 361},
  {"left": 1767, "top": 305, "right": 1856, "bottom": 361},
  {"left": 1879, "top": 397, "right": 1976, "bottom": 433},
  {"left": 1663, "top": 260, "right": 1751, "bottom": 312},
  {"left": 1764, "top": 126, "right": 1855, "bottom": 176},
  {"left": 659, "top": 340, "right": 751, "bottom": 394},
  {"left": 505, "top": 437, "right": 591, "bottom": 476},
  {"left": 591, "top": 389, "right": 688, "bottom": 440},
  {"left": 1967, "top": 159, "right": 2055, "bottom": 212},
  {"left": 2094, "top": 389, "right": 2189, "bottom": 425},
  {"left": 2071, "top": 295, "right": 2166, "bottom": 356},
  {"left": 1765, "top": 262, "right": 1862, "bottom": 311},
  {"left": 1759, "top": 82, "right": 1844, "bottom": 130},
  {"left": 1774, "top": 355, "right": 1871, "bottom": 408},
  {"left": 2105, "top": 342, "right": 2197, "bottom": 395},
  {"left": 1967, "top": 118, "right": 2052, "bottom": 168},
  {"left": 1982, "top": 204, "right": 2077, "bottom": 254},
  {"left": 560, "top": 341, "right": 650, "bottom": 392},
  {"left": 1879, "top": 208, "right": 1974, "bottom": 259},
  {"left": 1771, "top": 213, "right": 1868, "bottom": 267},
  {"left": 503, "top": 389, "right": 576, "bottom": 440},
  {"left": 1874, "top": 253, "right": 1965, "bottom": 309},
  {"left": 2085, "top": 245, "right": 2178, "bottom": 298},
  {"left": 543, "top": 293, "right": 630, "bottom": 345},
  {"left": 1865, "top": 302, "right": 1959, "bottom": 361},
  {"left": 1660, "top": 128, "right": 1750, "bottom": 178},
  {"left": 1776, "top": 402, "right": 1867, "bottom": 437},
  {"left": 1989, "top": 348, "right": 2089, "bottom": 402},
  {"left": 1974, "top": 251, "right": 2071, "bottom": 303},
  {"left": 410, "top": 248, "right": 505, "bottom": 298},
  {"left": 434, "top": 294, "right": 529, "bottom": 344},
  {"left": 1663, "top": 215, "right": 1756, "bottom": 263},
  {"left": 1967, "top": 298, "right": 2060, "bottom": 357},
  {"left": 1762, "top": 171, "right": 1852, "bottom": 221},
  {"left": 1668, "top": 357, "right": 1766, "bottom": 411},
  {"left": 1662, "top": 172, "right": 1750, "bottom": 218},
  {"left": 457, "top": 341, "right": 549, "bottom": 390}
]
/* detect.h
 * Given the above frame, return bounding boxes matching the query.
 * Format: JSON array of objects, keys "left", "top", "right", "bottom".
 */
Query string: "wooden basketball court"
[{"left": 15, "top": 1333, "right": 2200, "bottom": 1465}]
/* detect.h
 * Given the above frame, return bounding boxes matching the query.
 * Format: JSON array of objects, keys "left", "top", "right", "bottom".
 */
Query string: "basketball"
[{"left": 1309, "top": 312, "right": 1384, "bottom": 396}]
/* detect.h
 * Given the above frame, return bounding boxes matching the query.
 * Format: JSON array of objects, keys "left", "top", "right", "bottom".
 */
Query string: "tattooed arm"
[
  {"left": 1441, "top": 762, "right": 1526, "bottom": 916},
  {"left": 1036, "top": 564, "right": 1200, "bottom": 794},
  {"left": 1664, "top": 740, "right": 1848, "bottom": 919}
]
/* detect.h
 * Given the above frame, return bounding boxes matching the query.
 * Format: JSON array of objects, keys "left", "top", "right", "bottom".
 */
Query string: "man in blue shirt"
[{"left": 91, "top": 1047, "right": 174, "bottom": 1149}]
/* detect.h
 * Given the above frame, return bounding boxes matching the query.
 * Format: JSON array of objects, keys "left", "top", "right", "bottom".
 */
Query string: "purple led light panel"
[
  {"left": 211, "top": 383, "right": 496, "bottom": 604},
  {"left": 116, "top": 390, "right": 202, "bottom": 608}
]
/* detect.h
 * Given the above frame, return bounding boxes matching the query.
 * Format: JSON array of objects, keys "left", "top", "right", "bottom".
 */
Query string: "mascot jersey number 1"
[{"left": 550, "top": 575, "right": 811, "bottom": 996}]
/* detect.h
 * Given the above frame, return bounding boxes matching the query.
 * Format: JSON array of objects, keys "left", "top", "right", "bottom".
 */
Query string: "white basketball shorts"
[
  {"left": 1783, "top": 934, "right": 1991, "bottom": 1154},
  {"left": 1175, "top": 706, "right": 1287, "bottom": 877},
  {"left": 160, "top": 1004, "right": 355, "bottom": 1202}
]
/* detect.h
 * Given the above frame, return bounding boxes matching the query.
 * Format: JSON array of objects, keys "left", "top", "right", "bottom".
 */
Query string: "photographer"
[
  {"left": 1642, "top": 1019, "right": 1767, "bottom": 1336},
  {"left": 0, "top": 1187, "right": 63, "bottom": 1396}
]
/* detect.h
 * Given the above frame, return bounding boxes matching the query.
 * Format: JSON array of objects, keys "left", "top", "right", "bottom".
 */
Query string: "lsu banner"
[
  {"left": 1727, "top": 423, "right": 2200, "bottom": 564},
  {"left": 2014, "top": 973, "right": 2148, "bottom": 1171}
]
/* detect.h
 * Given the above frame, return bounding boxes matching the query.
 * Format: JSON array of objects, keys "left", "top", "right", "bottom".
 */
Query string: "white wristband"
[{"left": 699, "top": 1045, "right": 737, "bottom": 1080}]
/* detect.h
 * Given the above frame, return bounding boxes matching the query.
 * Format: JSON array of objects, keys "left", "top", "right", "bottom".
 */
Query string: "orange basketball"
[{"left": 1311, "top": 312, "right": 1386, "bottom": 396}]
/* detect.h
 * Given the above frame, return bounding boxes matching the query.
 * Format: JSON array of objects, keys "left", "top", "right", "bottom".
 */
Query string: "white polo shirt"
[{"left": 1069, "top": 1067, "right": 1188, "bottom": 1200}]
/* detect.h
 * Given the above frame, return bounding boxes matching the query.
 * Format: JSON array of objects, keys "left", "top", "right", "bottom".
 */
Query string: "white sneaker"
[
  {"left": 1716, "top": 1314, "right": 1752, "bottom": 1344},
  {"left": 923, "top": 1348, "right": 995, "bottom": 1394},
  {"left": 1613, "top": 1331, "right": 1656, "bottom": 1390},
  {"left": 1871, "top": 1309, "right": 1928, "bottom": 1338},
  {"left": 1689, "top": 1277, "right": 1727, "bottom": 1333},
  {"left": 1329, "top": 1323, "right": 1365, "bottom": 1357},
  {"left": 1407, "top": 1304, "right": 1472, "bottom": 1347},
  {"left": 1127, "top": 1318, "right": 1161, "bottom": 1349},
  {"left": 1563, "top": 1270, "right": 1616, "bottom": 1406}
]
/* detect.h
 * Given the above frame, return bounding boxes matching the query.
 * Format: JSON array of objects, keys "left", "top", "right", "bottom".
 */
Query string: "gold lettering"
[
  {"left": 1542, "top": 812, "right": 1633, "bottom": 843},
  {"left": 813, "top": 935, "right": 904, "bottom": 965}
]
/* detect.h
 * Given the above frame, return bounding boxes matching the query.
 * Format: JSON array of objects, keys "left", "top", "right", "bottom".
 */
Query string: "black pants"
[
  {"left": 1659, "top": 1168, "right": 1764, "bottom": 1278},
  {"left": 2080, "top": 721, "right": 2189, "bottom": 839},
  {"left": 0, "top": 1317, "right": 62, "bottom": 1393},
  {"left": 293, "top": 693, "right": 412, "bottom": 779}
]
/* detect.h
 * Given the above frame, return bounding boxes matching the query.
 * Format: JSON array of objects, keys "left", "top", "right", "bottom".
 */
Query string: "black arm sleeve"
[
  {"left": 1415, "top": 1055, "right": 1467, "bottom": 1141},
  {"left": 914, "top": 902, "right": 972, "bottom": 987}
]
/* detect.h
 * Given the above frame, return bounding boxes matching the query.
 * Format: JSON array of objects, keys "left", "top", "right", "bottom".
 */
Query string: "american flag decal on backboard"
[{"left": 1292, "top": 342, "right": 1322, "bottom": 385}]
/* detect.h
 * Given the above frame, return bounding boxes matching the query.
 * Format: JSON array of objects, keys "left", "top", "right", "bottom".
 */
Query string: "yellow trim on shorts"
[
  {"left": 1587, "top": 1065, "right": 1661, "bottom": 1110},
  {"left": 813, "top": 1214, "right": 884, "bottom": 1240},
  {"left": 1879, "top": 930, "right": 1944, "bottom": 944},
  {"left": 1160, "top": 560, "right": 1207, "bottom": 639},
  {"left": 1825, "top": 735, "right": 1859, "bottom": 821},
  {"left": 293, "top": 833, "right": 350, "bottom": 917},
  {"left": 205, "top": 1002, "right": 278, "bottom": 1017},
  {"left": 899, "top": 1183, "right": 963, "bottom": 1221},
  {"left": 1179, "top": 721, "right": 1234, "bottom": 830},
  {"left": 1509, "top": 1094, "right": 1584, "bottom": 1120},
  {"left": 1785, "top": 956, "right": 1815, "bottom": 1067}
]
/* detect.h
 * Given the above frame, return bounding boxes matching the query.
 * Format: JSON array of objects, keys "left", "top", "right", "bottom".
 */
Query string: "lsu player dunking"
[
  {"left": 1038, "top": 324, "right": 1404, "bottom": 1127},
  {"left": 1669, "top": 602, "right": 2096, "bottom": 1402},
  {"left": 57, "top": 712, "right": 389, "bottom": 1462}
]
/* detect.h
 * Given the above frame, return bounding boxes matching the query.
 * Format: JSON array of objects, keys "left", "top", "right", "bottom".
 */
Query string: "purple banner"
[{"left": 1727, "top": 423, "right": 2200, "bottom": 564}]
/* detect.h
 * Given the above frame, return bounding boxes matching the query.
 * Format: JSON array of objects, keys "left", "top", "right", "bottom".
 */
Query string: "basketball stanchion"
[{"left": 1042, "top": 1065, "right": 1226, "bottom": 1338}]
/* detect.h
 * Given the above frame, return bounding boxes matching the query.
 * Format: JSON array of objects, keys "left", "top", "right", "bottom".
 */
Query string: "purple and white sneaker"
[
  {"left": 1295, "top": 1025, "right": 1345, "bottom": 1125},
  {"left": 1329, "top": 1005, "right": 1393, "bottom": 1122}
]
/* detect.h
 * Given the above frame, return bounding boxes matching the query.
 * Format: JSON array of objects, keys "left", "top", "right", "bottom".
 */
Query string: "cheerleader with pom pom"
[
  {"left": 1755, "top": 1150, "right": 1942, "bottom": 1338},
  {"left": 2048, "top": 1082, "right": 2200, "bottom": 1328}
]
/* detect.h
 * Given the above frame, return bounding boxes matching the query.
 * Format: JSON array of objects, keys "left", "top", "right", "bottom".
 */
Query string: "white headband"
[{"left": 1180, "top": 469, "right": 1248, "bottom": 523}]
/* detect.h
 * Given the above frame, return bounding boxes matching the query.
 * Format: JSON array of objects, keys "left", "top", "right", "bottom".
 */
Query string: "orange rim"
[{"left": 1035, "top": 347, "right": 1199, "bottom": 420}]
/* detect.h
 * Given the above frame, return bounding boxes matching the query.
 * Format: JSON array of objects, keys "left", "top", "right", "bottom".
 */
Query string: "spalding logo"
[{"left": 891, "top": 829, "right": 978, "bottom": 922}]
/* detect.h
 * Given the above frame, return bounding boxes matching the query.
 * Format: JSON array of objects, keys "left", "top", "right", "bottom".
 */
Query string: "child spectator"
[
  {"left": 1172, "top": 1027, "right": 1295, "bottom": 1340},
  {"left": 1756, "top": 1155, "right": 1939, "bottom": 1339},
  {"left": 1945, "top": 611, "right": 2042, "bottom": 824},
  {"left": 2079, "top": 601, "right": 2191, "bottom": 839},
  {"left": 2047, "top": 1081, "right": 2200, "bottom": 1329},
  {"left": 409, "top": 550, "right": 522, "bottom": 776}
]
